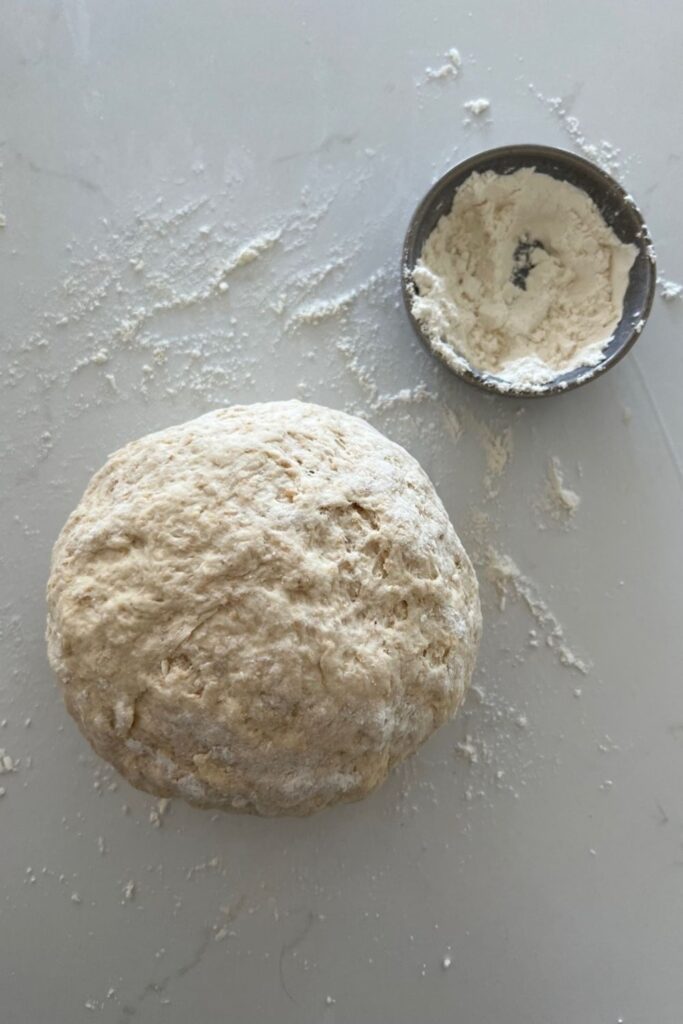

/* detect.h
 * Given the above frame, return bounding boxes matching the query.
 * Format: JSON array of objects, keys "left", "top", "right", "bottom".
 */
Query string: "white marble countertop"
[{"left": 2, "top": 2, "right": 683, "bottom": 1022}]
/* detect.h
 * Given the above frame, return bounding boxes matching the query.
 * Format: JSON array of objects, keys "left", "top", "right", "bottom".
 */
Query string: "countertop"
[{"left": 1, "top": 2, "right": 682, "bottom": 1022}]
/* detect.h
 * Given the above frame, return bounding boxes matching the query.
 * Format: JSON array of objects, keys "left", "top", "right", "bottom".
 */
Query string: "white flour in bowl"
[{"left": 409, "top": 167, "right": 637, "bottom": 390}]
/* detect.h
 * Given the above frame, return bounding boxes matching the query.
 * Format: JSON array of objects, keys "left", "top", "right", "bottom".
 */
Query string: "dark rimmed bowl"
[{"left": 402, "top": 144, "right": 656, "bottom": 398}]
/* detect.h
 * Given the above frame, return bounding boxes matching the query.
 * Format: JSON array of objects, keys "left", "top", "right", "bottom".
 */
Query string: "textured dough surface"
[{"left": 47, "top": 401, "right": 481, "bottom": 816}]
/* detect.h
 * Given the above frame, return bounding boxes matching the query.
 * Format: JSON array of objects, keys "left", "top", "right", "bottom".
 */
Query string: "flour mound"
[
  {"left": 410, "top": 168, "right": 637, "bottom": 389},
  {"left": 46, "top": 401, "right": 481, "bottom": 816}
]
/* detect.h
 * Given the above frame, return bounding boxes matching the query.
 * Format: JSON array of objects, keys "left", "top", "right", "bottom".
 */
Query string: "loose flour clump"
[
  {"left": 657, "top": 276, "right": 682, "bottom": 301},
  {"left": 532, "top": 455, "right": 582, "bottom": 529},
  {"left": 0, "top": 749, "right": 16, "bottom": 773},
  {"left": 409, "top": 167, "right": 637, "bottom": 390},
  {"left": 463, "top": 98, "right": 490, "bottom": 117},
  {"left": 544, "top": 457, "right": 581, "bottom": 522},
  {"left": 425, "top": 48, "right": 462, "bottom": 82}
]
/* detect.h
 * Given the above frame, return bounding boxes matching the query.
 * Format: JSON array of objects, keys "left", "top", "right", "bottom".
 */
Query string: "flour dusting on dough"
[{"left": 47, "top": 402, "right": 481, "bottom": 816}]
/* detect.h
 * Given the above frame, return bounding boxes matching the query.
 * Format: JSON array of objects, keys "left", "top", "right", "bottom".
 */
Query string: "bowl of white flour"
[{"left": 402, "top": 145, "right": 656, "bottom": 397}]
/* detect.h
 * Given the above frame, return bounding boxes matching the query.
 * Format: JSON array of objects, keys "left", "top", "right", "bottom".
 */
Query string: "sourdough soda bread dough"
[
  {"left": 46, "top": 401, "right": 481, "bottom": 816},
  {"left": 410, "top": 167, "right": 638, "bottom": 389}
]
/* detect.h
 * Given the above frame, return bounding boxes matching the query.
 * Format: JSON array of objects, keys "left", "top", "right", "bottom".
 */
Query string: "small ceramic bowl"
[{"left": 402, "top": 144, "right": 656, "bottom": 398}]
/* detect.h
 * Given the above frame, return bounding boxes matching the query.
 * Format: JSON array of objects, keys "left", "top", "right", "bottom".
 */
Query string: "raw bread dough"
[{"left": 46, "top": 401, "right": 481, "bottom": 816}]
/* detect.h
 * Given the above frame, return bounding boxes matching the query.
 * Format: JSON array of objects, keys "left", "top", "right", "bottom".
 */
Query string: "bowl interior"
[{"left": 403, "top": 145, "right": 656, "bottom": 396}]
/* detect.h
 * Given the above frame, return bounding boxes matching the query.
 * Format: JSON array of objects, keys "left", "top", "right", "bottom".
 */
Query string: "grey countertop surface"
[{"left": 1, "top": 2, "right": 683, "bottom": 1022}]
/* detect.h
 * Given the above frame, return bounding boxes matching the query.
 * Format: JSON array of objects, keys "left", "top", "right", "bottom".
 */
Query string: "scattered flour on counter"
[
  {"left": 463, "top": 97, "right": 490, "bottom": 116},
  {"left": 485, "top": 548, "right": 589, "bottom": 674},
  {"left": 454, "top": 408, "right": 514, "bottom": 498},
  {"left": 440, "top": 405, "right": 463, "bottom": 441},
  {"left": 285, "top": 269, "right": 385, "bottom": 331},
  {"left": 454, "top": 735, "right": 481, "bottom": 764},
  {"left": 105, "top": 226, "right": 282, "bottom": 348},
  {"left": 122, "top": 880, "right": 136, "bottom": 903},
  {"left": 657, "top": 275, "right": 683, "bottom": 301},
  {"left": 544, "top": 456, "right": 581, "bottom": 522},
  {"left": 409, "top": 167, "right": 637, "bottom": 390},
  {"left": 530, "top": 86, "right": 628, "bottom": 180},
  {"left": 0, "top": 180, "right": 348, "bottom": 421},
  {"left": 445, "top": 680, "right": 537, "bottom": 807},
  {"left": 482, "top": 425, "right": 513, "bottom": 495},
  {"left": 0, "top": 749, "right": 17, "bottom": 774},
  {"left": 466, "top": 507, "right": 496, "bottom": 552},
  {"left": 372, "top": 382, "right": 435, "bottom": 412},
  {"left": 221, "top": 230, "right": 281, "bottom": 276},
  {"left": 185, "top": 856, "right": 222, "bottom": 881},
  {"left": 149, "top": 797, "right": 171, "bottom": 828},
  {"left": 425, "top": 47, "right": 461, "bottom": 81},
  {"left": 332, "top": 335, "right": 382, "bottom": 408},
  {"left": 270, "top": 250, "right": 357, "bottom": 315}
]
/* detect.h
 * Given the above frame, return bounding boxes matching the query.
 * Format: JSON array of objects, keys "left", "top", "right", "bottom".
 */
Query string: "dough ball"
[{"left": 47, "top": 401, "right": 481, "bottom": 816}]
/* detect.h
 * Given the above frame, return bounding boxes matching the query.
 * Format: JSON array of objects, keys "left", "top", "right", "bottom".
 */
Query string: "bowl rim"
[{"left": 401, "top": 143, "right": 657, "bottom": 399}]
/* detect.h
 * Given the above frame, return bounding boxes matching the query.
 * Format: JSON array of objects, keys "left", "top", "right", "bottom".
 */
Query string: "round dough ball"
[{"left": 47, "top": 401, "right": 481, "bottom": 816}]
